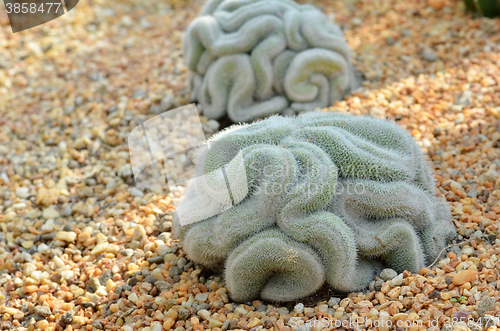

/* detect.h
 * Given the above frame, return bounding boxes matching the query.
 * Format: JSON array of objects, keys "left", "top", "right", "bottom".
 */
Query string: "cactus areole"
[
  {"left": 173, "top": 112, "right": 457, "bottom": 302},
  {"left": 183, "top": 0, "right": 358, "bottom": 123}
]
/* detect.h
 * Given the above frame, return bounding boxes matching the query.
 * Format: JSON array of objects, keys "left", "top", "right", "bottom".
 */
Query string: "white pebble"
[
  {"left": 197, "top": 309, "right": 210, "bottom": 320},
  {"left": 128, "top": 292, "right": 139, "bottom": 303},
  {"left": 38, "top": 243, "right": 49, "bottom": 254},
  {"left": 53, "top": 256, "right": 65, "bottom": 269},
  {"left": 294, "top": 303, "right": 304, "bottom": 314},
  {"left": 195, "top": 293, "right": 208, "bottom": 303},
  {"left": 43, "top": 208, "right": 60, "bottom": 220},
  {"left": 130, "top": 187, "right": 144, "bottom": 197},
  {"left": 389, "top": 273, "right": 404, "bottom": 287},
  {"left": 157, "top": 245, "right": 169, "bottom": 256},
  {"left": 61, "top": 270, "right": 74, "bottom": 280},
  {"left": 15, "top": 187, "right": 30, "bottom": 199}
]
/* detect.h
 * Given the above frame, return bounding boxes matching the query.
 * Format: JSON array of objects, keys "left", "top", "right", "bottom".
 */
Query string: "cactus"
[
  {"left": 183, "top": 0, "right": 358, "bottom": 123},
  {"left": 173, "top": 111, "right": 456, "bottom": 302},
  {"left": 463, "top": 0, "right": 500, "bottom": 18}
]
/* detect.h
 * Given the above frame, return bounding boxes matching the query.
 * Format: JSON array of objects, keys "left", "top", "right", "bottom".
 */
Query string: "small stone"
[
  {"left": 34, "top": 305, "right": 52, "bottom": 317},
  {"left": 88, "top": 278, "right": 101, "bottom": 292},
  {"left": 428, "top": 290, "right": 441, "bottom": 299},
  {"left": 389, "top": 273, "right": 404, "bottom": 286},
  {"left": 145, "top": 275, "right": 157, "bottom": 284},
  {"left": 209, "top": 319, "right": 223, "bottom": 328},
  {"left": 132, "top": 225, "right": 147, "bottom": 241},
  {"left": 197, "top": 309, "right": 210, "bottom": 320},
  {"left": 455, "top": 90, "right": 472, "bottom": 106},
  {"left": 130, "top": 187, "right": 144, "bottom": 197},
  {"left": 169, "top": 266, "right": 181, "bottom": 277},
  {"left": 56, "top": 231, "right": 76, "bottom": 242},
  {"left": 93, "top": 320, "right": 104, "bottom": 329},
  {"left": 15, "top": 187, "right": 30, "bottom": 199},
  {"left": 328, "top": 297, "right": 341, "bottom": 307},
  {"left": 195, "top": 293, "right": 209, "bottom": 303},
  {"left": 452, "top": 270, "right": 478, "bottom": 286},
  {"left": 422, "top": 51, "right": 438, "bottom": 62},
  {"left": 99, "top": 270, "right": 113, "bottom": 285},
  {"left": 178, "top": 308, "right": 190, "bottom": 320},
  {"left": 380, "top": 268, "right": 398, "bottom": 281},
  {"left": 21, "top": 241, "right": 34, "bottom": 249},
  {"left": 155, "top": 281, "right": 172, "bottom": 292},
  {"left": 157, "top": 244, "right": 171, "bottom": 256},
  {"left": 294, "top": 303, "right": 304, "bottom": 314},
  {"left": 148, "top": 256, "right": 164, "bottom": 264},
  {"left": 62, "top": 311, "right": 74, "bottom": 324},
  {"left": 91, "top": 242, "right": 109, "bottom": 255},
  {"left": 428, "top": 0, "right": 445, "bottom": 10},
  {"left": 467, "top": 189, "right": 478, "bottom": 198},
  {"left": 81, "top": 301, "right": 96, "bottom": 309},
  {"left": 477, "top": 296, "right": 496, "bottom": 317},
  {"left": 42, "top": 208, "right": 60, "bottom": 219},
  {"left": 317, "top": 304, "right": 328, "bottom": 313},
  {"left": 128, "top": 292, "right": 139, "bottom": 303}
]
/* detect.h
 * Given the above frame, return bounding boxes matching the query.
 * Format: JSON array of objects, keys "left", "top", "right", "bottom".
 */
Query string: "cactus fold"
[
  {"left": 173, "top": 112, "right": 456, "bottom": 302},
  {"left": 184, "top": 0, "right": 358, "bottom": 122}
]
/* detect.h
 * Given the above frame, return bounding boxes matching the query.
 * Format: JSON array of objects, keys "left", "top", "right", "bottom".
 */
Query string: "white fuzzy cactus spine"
[
  {"left": 173, "top": 112, "right": 456, "bottom": 302},
  {"left": 184, "top": 0, "right": 358, "bottom": 122}
]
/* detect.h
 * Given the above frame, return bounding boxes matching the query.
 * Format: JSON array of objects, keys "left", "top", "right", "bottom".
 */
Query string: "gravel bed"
[{"left": 1, "top": 0, "right": 500, "bottom": 331}]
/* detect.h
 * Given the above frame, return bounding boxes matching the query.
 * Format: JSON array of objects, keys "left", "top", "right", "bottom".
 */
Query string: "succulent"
[
  {"left": 183, "top": 0, "right": 358, "bottom": 123},
  {"left": 463, "top": 0, "right": 500, "bottom": 18},
  {"left": 173, "top": 111, "right": 456, "bottom": 302}
]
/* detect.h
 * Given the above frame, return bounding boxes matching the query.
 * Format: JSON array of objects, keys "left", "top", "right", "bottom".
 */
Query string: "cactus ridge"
[
  {"left": 174, "top": 112, "right": 456, "bottom": 302},
  {"left": 184, "top": 0, "right": 357, "bottom": 122}
]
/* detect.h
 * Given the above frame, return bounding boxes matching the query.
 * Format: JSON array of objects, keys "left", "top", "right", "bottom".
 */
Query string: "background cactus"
[
  {"left": 173, "top": 112, "right": 457, "bottom": 302},
  {"left": 183, "top": 0, "right": 358, "bottom": 123},
  {"left": 463, "top": 0, "right": 500, "bottom": 18}
]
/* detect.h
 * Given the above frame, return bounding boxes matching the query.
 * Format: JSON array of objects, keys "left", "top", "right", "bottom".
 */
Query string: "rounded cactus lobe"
[
  {"left": 184, "top": 0, "right": 357, "bottom": 122},
  {"left": 225, "top": 228, "right": 325, "bottom": 302},
  {"left": 174, "top": 112, "right": 456, "bottom": 302}
]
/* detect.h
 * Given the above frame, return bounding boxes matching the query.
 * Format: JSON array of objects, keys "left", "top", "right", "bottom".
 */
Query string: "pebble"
[
  {"left": 453, "top": 270, "right": 478, "bottom": 286},
  {"left": 88, "top": 278, "right": 101, "bottom": 292},
  {"left": 197, "top": 309, "right": 210, "bottom": 320},
  {"left": 328, "top": 297, "right": 341, "bottom": 307},
  {"left": 195, "top": 293, "right": 208, "bottom": 302},
  {"left": 42, "top": 208, "right": 60, "bottom": 219},
  {"left": 34, "top": 305, "right": 52, "bottom": 317},
  {"left": 379, "top": 268, "right": 398, "bottom": 281},
  {"left": 294, "top": 303, "right": 304, "bottom": 314},
  {"left": 62, "top": 311, "right": 74, "bottom": 324},
  {"left": 56, "top": 231, "right": 77, "bottom": 242},
  {"left": 130, "top": 187, "right": 144, "bottom": 197},
  {"left": 15, "top": 187, "right": 30, "bottom": 199},
  {"left": 132, "top": 225, "right": 147, "bottom": 241},
  {"left": 421, "top": 51, "right": 438, "bottom": 62},
  {"left": 477, "top": 296, "right": 496, "bottom": 317}
]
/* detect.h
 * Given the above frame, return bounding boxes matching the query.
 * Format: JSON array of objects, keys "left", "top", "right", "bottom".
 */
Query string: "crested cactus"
[
  {"left": 183, "top": 0, "right": 358, "bottom": 123},
  {"left": 173, "top": 111, "right": 456, "bottom": 302}
]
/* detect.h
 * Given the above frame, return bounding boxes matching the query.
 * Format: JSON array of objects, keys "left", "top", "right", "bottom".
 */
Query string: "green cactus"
[
  {"left": 173, "top": 111, "right": 456, "bottom": 302},
  {"left": 183, "top": 0, "right": 358, "bottom": 123},
  {"left": 463, "top": 0, "right": 500, "bottom": 18}
]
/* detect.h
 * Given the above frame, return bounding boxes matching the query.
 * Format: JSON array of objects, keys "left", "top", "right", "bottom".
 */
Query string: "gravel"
[{"left": 0, "top": 0, "right": 500, "bottom": 330}]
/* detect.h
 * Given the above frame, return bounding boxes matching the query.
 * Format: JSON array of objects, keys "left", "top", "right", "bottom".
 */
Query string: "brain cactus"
[
  {"left": 173, "top": 112, "right": 456, "bottom": 302},
  {"left": 183, "top": 0, "right": 358, "bottom": 123}
]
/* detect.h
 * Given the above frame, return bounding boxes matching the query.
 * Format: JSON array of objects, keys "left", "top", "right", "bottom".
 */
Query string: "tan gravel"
[{"left": 1, "top": 0, "right": 500, "bottom": 331}]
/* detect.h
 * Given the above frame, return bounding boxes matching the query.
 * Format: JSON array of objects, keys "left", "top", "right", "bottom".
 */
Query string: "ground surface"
[{"left": 1, "top": 0, "right": 500, "bottom": 330}]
